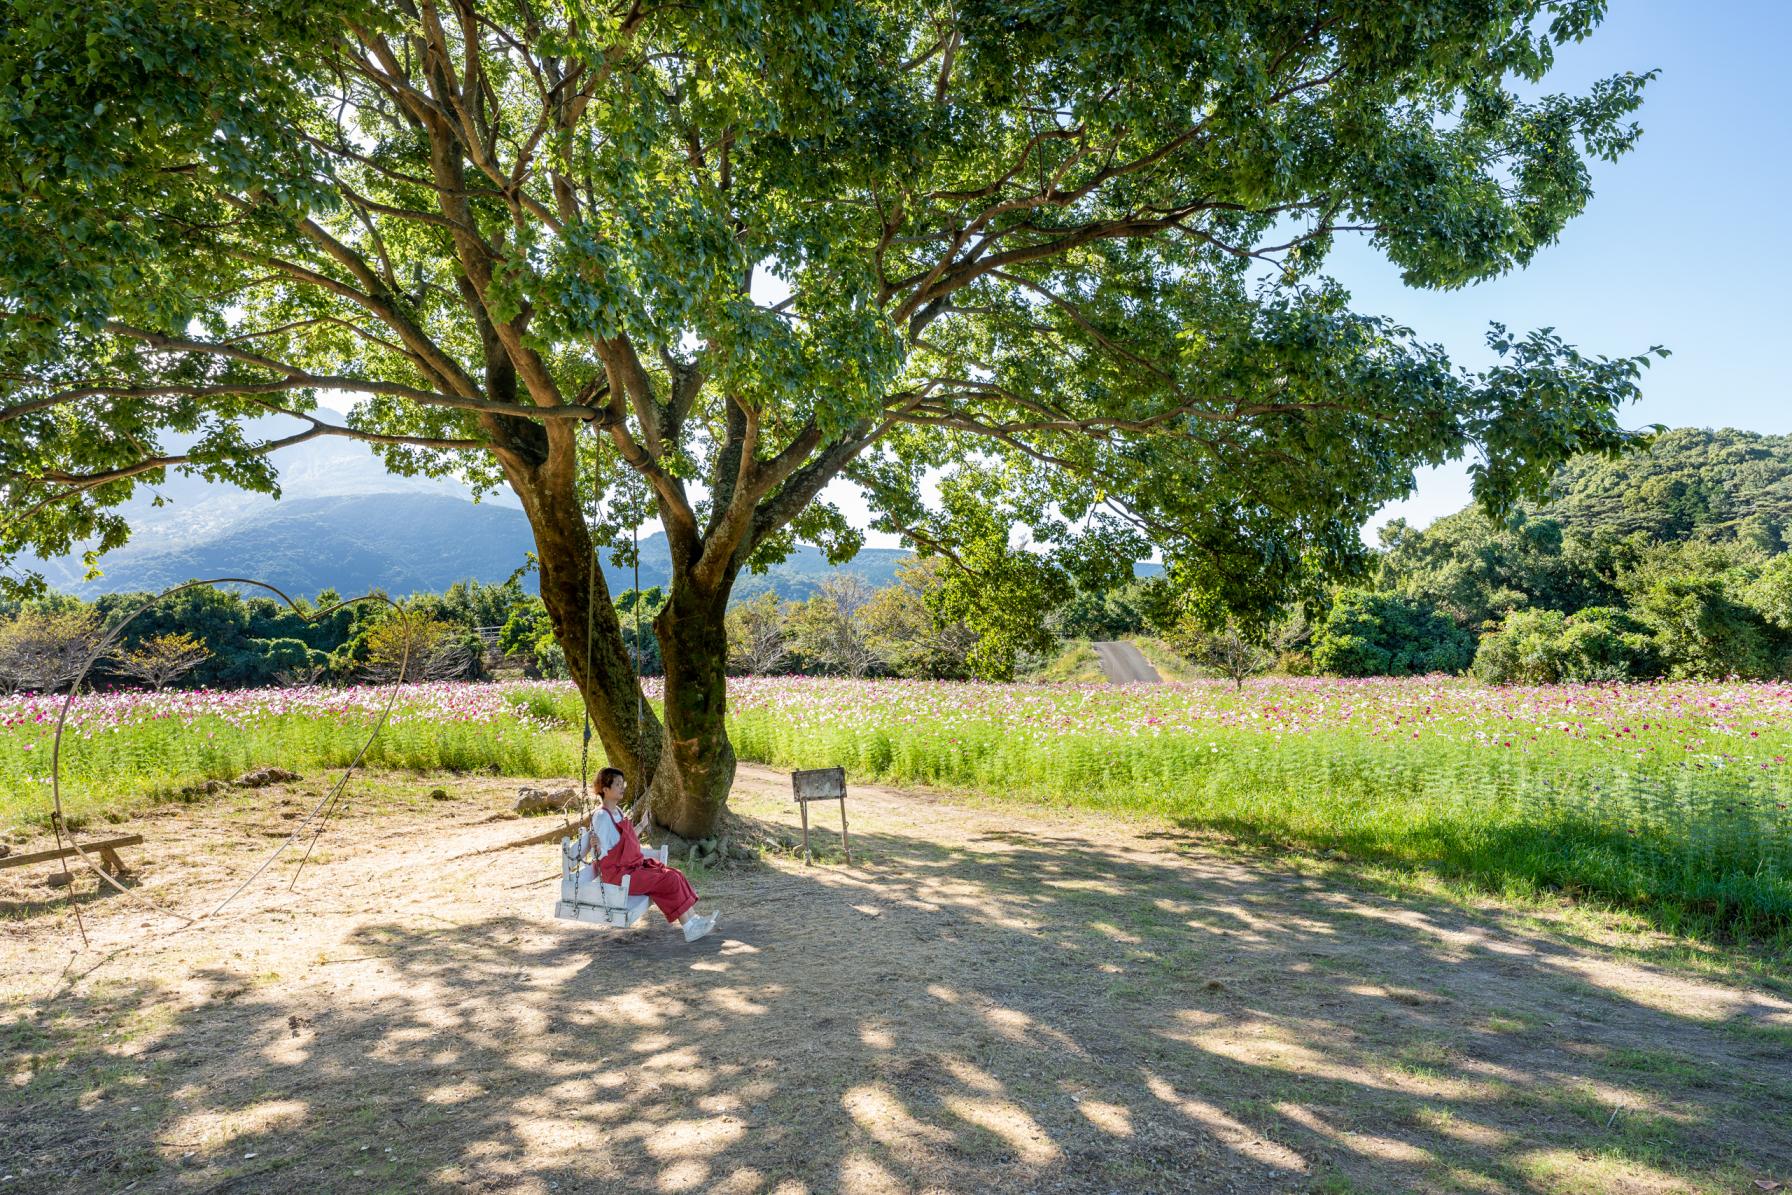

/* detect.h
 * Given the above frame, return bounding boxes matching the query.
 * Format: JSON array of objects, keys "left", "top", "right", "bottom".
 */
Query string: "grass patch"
[
  {"left": 9, "top": 674, "right": 1792, "bottom": 954},
  {"left": 723, "top": 677, "right": 1792, "bottom": 949},
  {"left": 1604, "top": 1048, "right": 1701, "bottom": 1078},
  {"left": 1125, "top": 636, "right": 1203, "bottom": 682},
  {"left": 1023, "top": 640, "right": 1106, "bottom": 684},
  {"left": 0, "top": 682, "right": 595, "bottom": 830},
  {"left": 1719, "top": 1017, "right": 1792, "bottom": 1048}
]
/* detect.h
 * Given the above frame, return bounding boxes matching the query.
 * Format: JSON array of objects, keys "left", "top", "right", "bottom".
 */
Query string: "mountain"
[
  {"left": 32, "top": 432, "right": 916, "bottom": 601},
  {"left": 57, "top": 492, "right": 535, "bottom": 598},
  {"left": 1540, "top": 427, "right": 1792, "bottom": 549},
  {"left": 49, "top": 489, "right": 917, "bottom": 602},
  {"left": 35, "top": 425, "right": 1162, "bottom": 602}
]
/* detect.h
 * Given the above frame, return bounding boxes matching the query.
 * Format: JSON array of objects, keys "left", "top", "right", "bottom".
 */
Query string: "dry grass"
[
  {"left": 2, "top": 766, "right": 1788, "bottom": 1194},
  {"left": 1023, "top": 640, "right": 1107, "bottom": 684},
  {"left": 1123, "top": 636, "right": 1204, "bottom": 682}
]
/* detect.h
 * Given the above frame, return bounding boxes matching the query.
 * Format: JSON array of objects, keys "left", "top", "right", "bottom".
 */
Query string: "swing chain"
[
  {"left": 572, "top": 418, "right": 654, "bottom": 840},
  {"left": 574, "top": 420, "right": 600, "bottom": 835}
]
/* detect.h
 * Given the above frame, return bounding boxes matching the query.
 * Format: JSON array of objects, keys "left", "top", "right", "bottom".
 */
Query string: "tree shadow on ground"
[
  {"left": 0, "top": 867, "right": 138, "bottom": 920},
  {"left": 6, "top": 811, "right": 1791, "bottom": 1194}
]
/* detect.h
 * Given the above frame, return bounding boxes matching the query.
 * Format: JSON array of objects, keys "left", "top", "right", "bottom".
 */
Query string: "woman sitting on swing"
[{"left": 589, "top": 766, "right": 718, "bottom": 943}]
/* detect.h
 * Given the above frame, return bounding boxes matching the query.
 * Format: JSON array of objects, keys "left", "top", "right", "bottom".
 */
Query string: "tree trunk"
[
  {"left": 505, "top": 425, "right": 741, "bottom": 839},
  {"left": 648, "top": 579, "right": 737, "bottom": 839},
  {"left": 505, "top": 432, "right": 665, "bottom": 797}
]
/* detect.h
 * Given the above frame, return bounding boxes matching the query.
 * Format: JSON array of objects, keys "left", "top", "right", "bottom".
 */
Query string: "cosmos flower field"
[
  {"left": 0, "top": 681, "right": 585, "bottom": 823},
  {"left": 726, "top": 676, "right": 1792, "bottom": 939},
  {"left": 4, "top": 676, "right": 1789, "bottom": 939}
]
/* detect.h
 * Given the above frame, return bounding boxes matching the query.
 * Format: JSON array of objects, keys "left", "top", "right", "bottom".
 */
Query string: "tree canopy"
[
  {"left": 5, "top": 0, "right": 1658, "bottom": 596},
  {"left": 1353, "top": 431, "right": 1792, "bottom": 683},
  {"left": 1310, "top": 589, "right": 1474, "bottom": 677},
  {"left": 1376, "top": 506, "right": 1623, "bottom": 630},
  {"left": 0, "top": 0, "right": 1663, "bottom": 832}
]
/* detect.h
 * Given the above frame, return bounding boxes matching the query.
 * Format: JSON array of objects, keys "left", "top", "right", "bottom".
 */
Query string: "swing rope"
[
  {"left": 628, "top": 497, "right": 651, "bottom": 832},
  {"left": 635, "top": 518, "right": 643, "bottom": 738},
  {"left": 43, "top": 580, "right": 412, "bottom": 958}
]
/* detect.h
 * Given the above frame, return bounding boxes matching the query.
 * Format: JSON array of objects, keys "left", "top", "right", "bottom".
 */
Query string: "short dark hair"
[{"left": 595, "top": 766, "right": 626, "bottom": 793}]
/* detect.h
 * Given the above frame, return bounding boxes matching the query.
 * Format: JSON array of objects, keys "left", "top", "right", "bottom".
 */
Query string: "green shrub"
[
  {"left": 1634, "top": 576, "right": 1785, "bottom": 679},
  {"left": 1311, "top": 591, "right": 1474, "bottom": 676},
  {"left": 1473, "top": 606, "right": 1658, "bottom": 684}
]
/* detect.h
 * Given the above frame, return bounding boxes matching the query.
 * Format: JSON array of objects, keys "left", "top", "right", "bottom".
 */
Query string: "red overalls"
[{"left": 597, "top": 808, "right": 699, "bottom": 923}]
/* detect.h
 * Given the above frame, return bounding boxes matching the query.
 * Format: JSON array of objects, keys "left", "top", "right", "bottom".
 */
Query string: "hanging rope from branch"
[
  {"left": 635, "top": 517, "right": 643, "bottom": 740},
  {"left": 626, "top": 480, "right": 654, "bottom": 832}
]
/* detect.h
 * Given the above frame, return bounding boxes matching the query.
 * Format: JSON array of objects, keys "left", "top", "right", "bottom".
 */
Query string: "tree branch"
[
  {"left": 220, "top": 246, "right": 485, "bottom": 400},
  {"left": 988, "top": 269, "right": 1177, "bottom": 382},
  {"left": 91, "top": 325, "right": 601, "bottom": 422},
  {"left": 748, "top": 419, "right": 894, "bottom": 553}
]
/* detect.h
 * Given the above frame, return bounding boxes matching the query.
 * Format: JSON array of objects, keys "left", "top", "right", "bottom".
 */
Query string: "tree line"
[
  {"left": 0, "top": 580, "right": 518, "bottom": 694},
  {"left": 6, "top": 538, "right": 1785, "bottom": 694},
  {"left": 9, "top": 530, "right": 1791, "bottom": 694},
  {"left": 1042, "top": 437, "right": 1792, "bottom": 686},
  {"left": 14, "top": 425, "right": 1792, "bottom": 693},
  {"left": 1342, "top": 514, "right": 1792, "bottom": 684},
  {"left": 1317, "top": 428, "right": 1792, "bottom": 683},
  {"left": 0, "top": 561, "right": 992, "bottom": 693}
]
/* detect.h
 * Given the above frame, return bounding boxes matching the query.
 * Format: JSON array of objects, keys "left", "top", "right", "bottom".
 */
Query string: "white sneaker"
[{"left": 682, "top": 912, "right": 716, "bottom": 943}]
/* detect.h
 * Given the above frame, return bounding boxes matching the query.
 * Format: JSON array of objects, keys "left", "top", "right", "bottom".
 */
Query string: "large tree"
[{"left": 1, "top": 0, "right": 1659, "bottom": 835}]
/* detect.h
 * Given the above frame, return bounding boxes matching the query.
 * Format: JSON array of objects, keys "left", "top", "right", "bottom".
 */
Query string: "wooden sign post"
[{"left": 790, "top": 766, "right": 850, "bottom": 865}]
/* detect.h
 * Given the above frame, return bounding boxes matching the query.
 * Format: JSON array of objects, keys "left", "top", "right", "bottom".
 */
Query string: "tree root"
[{"left": 648, "top": 810, "right": 789, "bottom": 868}]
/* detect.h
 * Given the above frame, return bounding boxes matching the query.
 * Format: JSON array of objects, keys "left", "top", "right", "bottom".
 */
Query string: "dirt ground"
[{"left": 3, "top": 765, "right": 1790, "bottom": 1194}]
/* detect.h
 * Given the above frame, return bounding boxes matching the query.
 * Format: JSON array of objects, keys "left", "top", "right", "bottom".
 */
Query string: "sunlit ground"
[{"left": 3, "top": 764, "right": 1787, "bottom": 1193}]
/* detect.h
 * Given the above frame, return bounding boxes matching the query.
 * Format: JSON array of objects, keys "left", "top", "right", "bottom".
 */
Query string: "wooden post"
[
  {"left": 98, "top": 845, "right": 128, "bottom": 876},
  {"left": 799, "top": 796, "right": 812, "bottom": 864},
  {"left": 837, "top": 795, "right": 851, "bottom": 865}
]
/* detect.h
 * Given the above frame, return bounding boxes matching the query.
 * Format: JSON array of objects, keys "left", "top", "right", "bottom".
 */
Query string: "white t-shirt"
[{"left": 593, "top": 808, "right": 624, "bottom": 859}]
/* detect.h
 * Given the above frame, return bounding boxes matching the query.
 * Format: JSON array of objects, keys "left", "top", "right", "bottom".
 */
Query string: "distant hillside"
[
  {"left": 1375, "top": 428, "right": 1792, "bottom": 629},
  {"left": 51, "top": 491, "right": 916, "bottom": 602},
  {"left": 1540, "top": 427, "right": 1792, "bottom": 548},
  {"left": 58, "top": 493, "right": 535, "bottom": 598},
  {"left": 21, "top": 426, "right": 915, "bottom": 601},
  {"left": 34, "top": 425, "right": 1164, "bottom": 603}
]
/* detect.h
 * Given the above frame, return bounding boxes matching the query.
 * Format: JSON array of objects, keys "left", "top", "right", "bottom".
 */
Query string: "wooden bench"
[
  {"left": 0, "top": 834, "right": 143, "bottom": 877},
  {"left": 554, "top": 824, "right": 669, "bottom": 928},
  {"left": 791, "top": 766, "right": 851, "bottom": 865}
]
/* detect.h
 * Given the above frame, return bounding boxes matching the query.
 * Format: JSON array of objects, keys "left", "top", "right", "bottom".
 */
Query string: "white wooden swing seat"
[{"left": 554, "top": 823, "right": 669, "bottom": 928}]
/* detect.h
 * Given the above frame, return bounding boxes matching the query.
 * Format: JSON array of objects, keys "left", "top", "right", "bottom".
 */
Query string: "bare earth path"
[{"left": 3, "top": 765, "right": 1789, "bottom": 1194}]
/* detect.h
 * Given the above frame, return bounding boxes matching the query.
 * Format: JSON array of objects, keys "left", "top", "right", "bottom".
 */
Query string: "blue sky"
[{"left": 1355, "top": 0, "right": 1792, "bottom": 535}]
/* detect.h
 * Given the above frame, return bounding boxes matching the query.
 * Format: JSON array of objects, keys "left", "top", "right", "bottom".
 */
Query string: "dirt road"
[
  {"left": 1093, "top": 639, "right": 1161, "bottom": 684},
  {"left": 2, "top": 766, "right": 1788, "bottom": 1193}
]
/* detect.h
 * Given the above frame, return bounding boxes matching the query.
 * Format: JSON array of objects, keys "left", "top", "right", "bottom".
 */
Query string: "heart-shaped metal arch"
[{"left": 45, "top": 577, "right": 415, "bottom": 946}]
